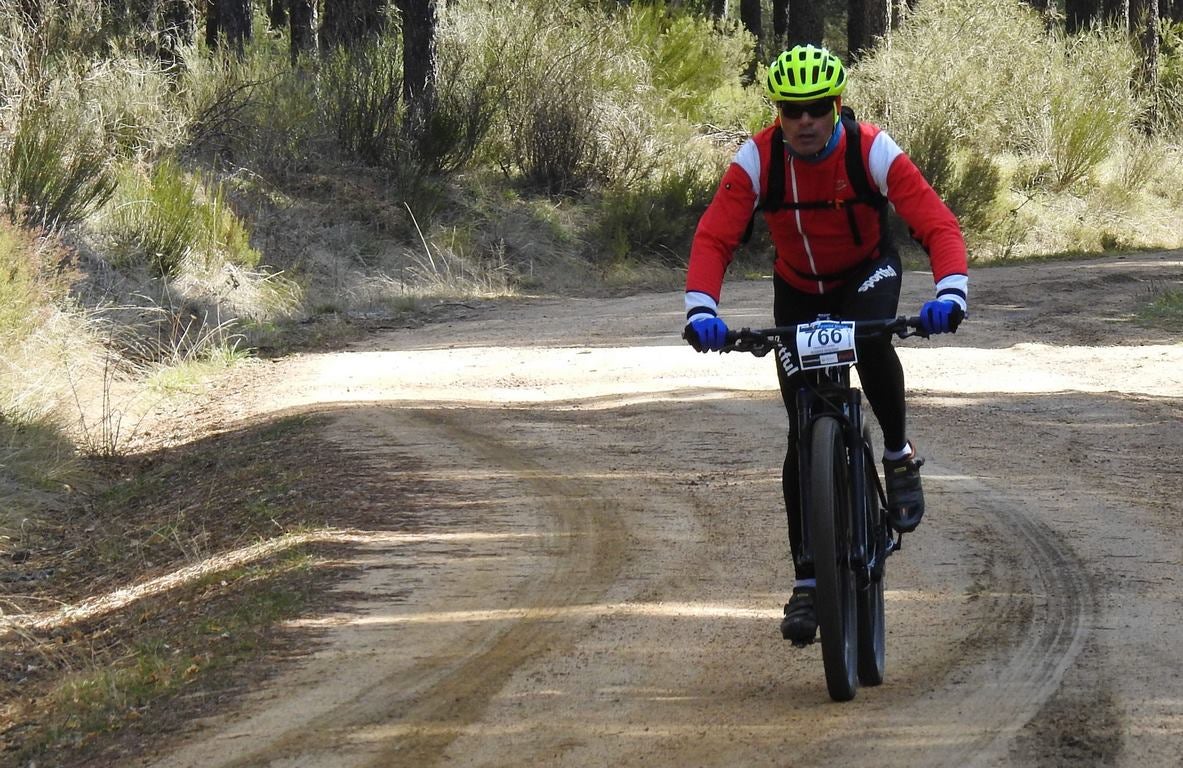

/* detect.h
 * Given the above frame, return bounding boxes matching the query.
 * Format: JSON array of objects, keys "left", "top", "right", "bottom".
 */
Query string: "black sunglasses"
[{"left": 778, "top": 99, "right": 835, "bottom": 119}]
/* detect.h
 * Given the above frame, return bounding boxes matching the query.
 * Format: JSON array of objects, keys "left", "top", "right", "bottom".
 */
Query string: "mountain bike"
[{"left": 720, "top": 315, "right": 924, "bottom": 702}]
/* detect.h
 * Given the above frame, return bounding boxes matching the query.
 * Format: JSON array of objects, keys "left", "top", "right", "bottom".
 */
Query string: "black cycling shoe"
[
  {"left": 780, "top": 587, "right": 817, "bottom": 645},
  {"left": 884, "top": 448, "right": 926, "bottom": 533}
]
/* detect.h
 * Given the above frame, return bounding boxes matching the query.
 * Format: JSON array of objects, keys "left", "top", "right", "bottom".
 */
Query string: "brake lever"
[
  {"left": 748, "top": 343, "right": 774, "bottom": 358},
  {"left": 722, "top": 335, "right": 775, "bottom": 357}
]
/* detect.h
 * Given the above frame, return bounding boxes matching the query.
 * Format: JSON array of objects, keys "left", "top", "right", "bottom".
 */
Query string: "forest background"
[
  {"left": 4, "top": 0, "right": 1183, "bottom": 546},
  {"left": 2, "top": 0, "right": 1183, "bottom": 759}
]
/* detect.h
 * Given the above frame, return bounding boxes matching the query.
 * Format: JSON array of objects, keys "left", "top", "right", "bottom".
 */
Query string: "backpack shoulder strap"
[
  {"left": 762, "top": 128, "right": 786, "bottom": 213},
  {"left": 840, "top": 106, "right": 886, "bottom": 210},
  {"left": 743, "top": 111, "right": 887, "bottom": 246}
]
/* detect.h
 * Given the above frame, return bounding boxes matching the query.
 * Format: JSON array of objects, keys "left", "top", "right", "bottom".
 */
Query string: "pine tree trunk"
[
  {"left": 740, "top": 0, "right": 762, "bottom": 63},
  {"left": 788, "top": 0, "right": 824, "bottom": 45},
  {"left": 159, "top": 0, "right": 195, "bottom": 70},
  {"left": 268, "top": 0, "right": 286, "bottom": 30},
  {"left": 1104, "top": 0, "right": 1131, "bottom": 28},
  {"left": 322, "top": 0, "right": 386, "bottom": 50},
  {"left": 1136, "top": 0, "right": 1160, "bottom": 132},
  {"left": 289, "top": 0, "right": 317, "bottom": 64},
  {"left": 398, "top": 0, "right": 438, "bottom": 132},
  {"left": 848, "top": 0, "right": 867, "bottom": 59},
  {"left": 206, "top": 0, "right": 251, "bottom": 54},
  {"left": 205, "top": 0, "right": 217, "bottom": 49},
  {"left": 1065, "top": 0, "right": 1100, "bottom": 32},
  {"left": 864, "top": 0, "right": 888, "bottom": 49},
  {"left": 772, "top": 0, "right": 788, "bottom": 51}
]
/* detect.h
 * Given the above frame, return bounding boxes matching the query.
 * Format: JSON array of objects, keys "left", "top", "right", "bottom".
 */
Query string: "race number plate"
[{"left": 796, "top": 320, "right": 857, "bottom": 370}]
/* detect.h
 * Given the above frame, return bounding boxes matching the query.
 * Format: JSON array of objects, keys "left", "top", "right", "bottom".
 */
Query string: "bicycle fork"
[{"left": 796, "top": 385, "right": 890, "bottom": 588}]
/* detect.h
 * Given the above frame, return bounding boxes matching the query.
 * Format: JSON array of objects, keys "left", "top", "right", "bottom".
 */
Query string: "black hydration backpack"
[{"left": 743, "top": 105, "right": 891, "bottom": 262}]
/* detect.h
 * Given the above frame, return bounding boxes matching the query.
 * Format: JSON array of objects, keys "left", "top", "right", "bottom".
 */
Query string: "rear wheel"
[
  {"left": 857, "top": 427, "right": 887, "bottom": 686},
  {"left": 809, "top": 417, "right": 858, "bottom": 702}
]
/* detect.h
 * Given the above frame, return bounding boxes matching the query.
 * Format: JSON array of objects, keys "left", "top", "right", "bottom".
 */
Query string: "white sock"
[
  {"left": 794, "top": 578, "right": 816, "bottom": 589},
  {"left": 883, "top": 441, "right": 913, "bottom": 462}
]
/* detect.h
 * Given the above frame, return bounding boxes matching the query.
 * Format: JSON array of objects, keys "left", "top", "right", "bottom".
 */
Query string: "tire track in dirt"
[
  {"left": 358, "top": 407, "right": 629, "bottom": 768},
  {"left": 755, "top": 460, "right": 1095, "bottom": 767},
  {"left": 908, "top": 462, "right": 1095, "bottom": 767},
  {"left": 154, "top": 405, "right": 627, "bottom": 768}
]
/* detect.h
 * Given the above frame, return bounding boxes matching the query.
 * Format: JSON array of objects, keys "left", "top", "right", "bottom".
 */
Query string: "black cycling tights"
[{"left": 772, "top": 255, "right": 906, "bottom": 581}]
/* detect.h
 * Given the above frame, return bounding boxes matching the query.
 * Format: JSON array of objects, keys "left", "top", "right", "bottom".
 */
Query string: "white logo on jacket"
[
  {"left": 776, "top": 341, "right": 800, "bottom": 378},
  {"left": 858, "top": 265, "right": 898, "bottom": 293}
]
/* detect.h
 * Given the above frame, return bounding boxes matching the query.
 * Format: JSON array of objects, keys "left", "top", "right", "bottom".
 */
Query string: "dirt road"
[{"left": 143, "top": 254, "right": 1182, "bottom": 767}]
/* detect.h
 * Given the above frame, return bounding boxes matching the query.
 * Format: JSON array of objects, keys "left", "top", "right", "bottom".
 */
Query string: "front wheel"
[
  {"left": 857, "top": 427, "right": 887, "bottom": 687},
  {"left": 809, "top": 416, "right": 858, "bottom": 702}
]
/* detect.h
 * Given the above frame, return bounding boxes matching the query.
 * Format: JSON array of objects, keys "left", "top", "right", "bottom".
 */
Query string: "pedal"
[{"left": 790, "top": 638, "right": 815, "bottom": 649}]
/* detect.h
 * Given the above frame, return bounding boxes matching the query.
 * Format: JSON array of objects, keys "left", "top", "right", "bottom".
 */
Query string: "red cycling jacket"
[{"left": 685, "top": 119, "right": 968, "bottom": 319}]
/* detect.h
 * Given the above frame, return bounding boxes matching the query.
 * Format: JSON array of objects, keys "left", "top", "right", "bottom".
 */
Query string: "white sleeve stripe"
[
  {"left": 935, "top": 274, "right": 969, "bottom": 311},
  {"left": 734, "top": 138, "right": 762, "bottom": 206},
  {"left": 685, "top": 291, "right": 719, "bottom": 316},
  {"left": 867, "top": 131, "right": 903, "bottom": 197}
]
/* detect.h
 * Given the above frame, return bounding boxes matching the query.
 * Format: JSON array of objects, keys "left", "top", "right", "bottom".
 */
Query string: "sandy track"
[{"left": 143, "top": 253, "right": 1182, "bottom": 767}]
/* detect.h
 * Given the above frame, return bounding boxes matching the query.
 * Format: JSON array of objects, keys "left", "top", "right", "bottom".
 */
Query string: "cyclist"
[{"left": 682, "top": 45, "right": 968, "bottom": 644}]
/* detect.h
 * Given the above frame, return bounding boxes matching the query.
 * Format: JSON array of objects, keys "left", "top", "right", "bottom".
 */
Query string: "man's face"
[{"left": 777, "top": 98, "right": 837, "bottom": 156}]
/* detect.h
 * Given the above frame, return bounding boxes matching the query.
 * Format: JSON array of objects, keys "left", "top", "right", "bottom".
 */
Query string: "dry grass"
[{"left": 0, "top": 410, "right": 429, "bottom": 766}]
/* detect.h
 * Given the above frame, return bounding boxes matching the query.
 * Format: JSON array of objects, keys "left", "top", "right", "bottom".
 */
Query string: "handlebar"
[{"left": 719, "top": 316, "right": 925, "bottom": 357}]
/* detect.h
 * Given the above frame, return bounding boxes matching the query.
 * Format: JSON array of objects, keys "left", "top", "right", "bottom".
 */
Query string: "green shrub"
[
  {"left": 106, "top": 159, "right": 260, "bottom": 277},
  {"left": 514, "top": 78, "right": 605, "bottom": 194},
  {"left": 850, "top": 0, "right": 1049, "bottom": 154},
  {"left": 1012, "top": 157, "right": 1055, "bottom": 192},
  {"left": 1047, "top": 88, "right": 1123, "bottom": 192},
  {"left": 0, "top": 102, "right": 117, "bottom": 229},
  {"left": 945, "top": 152, "right": 1003, "bottom": 234},
  {"left": 902, "top": 115, "right": 1002, "bottom": 236},
  {"left": 316, "top": 19, "right": 507, "bottom": 175},
  {"left": 1139, "top": 286, "right": 1183, "bottom": 327},
  {"left": 416, "top": 9, "right": 508, "bottom": 174},
  {"left": 591, "top": 160, "right": 719, "bottom": 264},
  {"left": 85, "top": 55, "right": 188, "bottom": 160},
  {"left": 320, "top": 40, "right": 404, "bottom": 168},
  {"left": 0, "top": 223, "right": 63, "bottom": 342},
  {"left": 903, "top": 117, "right": 956, "bottom": 198},
  {"left": 1116, "top": 136, "right": 1164, "bottom": 192},
  {"left": 465, "top": 2, "right": 665, "bottom": 194},
  {"left": 851, "top": 0, "right": 1134, "bottom": 162},
  {"left": 1161, "top": 21, "right": 1183, "bottom": 136},
  {"left": 623, "top": 4, "right": 756, "bottom": 126}
]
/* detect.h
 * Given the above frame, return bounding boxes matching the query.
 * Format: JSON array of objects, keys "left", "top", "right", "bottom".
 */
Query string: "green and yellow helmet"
[{"left": 765, "top": 45, "right": 847, "bottom": 102}]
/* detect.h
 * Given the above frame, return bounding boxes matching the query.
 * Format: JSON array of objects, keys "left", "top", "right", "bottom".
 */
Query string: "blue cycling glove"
[
  {"left": 684, "top": 316, "right": 729, "bottom": 352},
  {"left": 918, "top": 299, "right": 965, "bottom": 335}
]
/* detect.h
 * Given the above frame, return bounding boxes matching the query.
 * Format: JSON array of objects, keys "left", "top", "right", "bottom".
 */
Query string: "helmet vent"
[{"left": 765, "top": 44, "right": 846, "bottom": 102}]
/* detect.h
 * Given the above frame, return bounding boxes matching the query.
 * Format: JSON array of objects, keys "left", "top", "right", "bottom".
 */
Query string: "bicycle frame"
[
  {"left": 794, "top": 364, "right": 879, "bottom": 581},
  {"left": 715, "top": 315, "right": 920, "bottom": 588}
]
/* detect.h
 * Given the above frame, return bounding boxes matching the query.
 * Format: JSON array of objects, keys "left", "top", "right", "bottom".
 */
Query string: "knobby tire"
[
  {"left": 809, "top": 416, "right": 859, "bottom": 702},
  {"left": 856, "top": 427, "right": 887, "bottom": 686}
]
